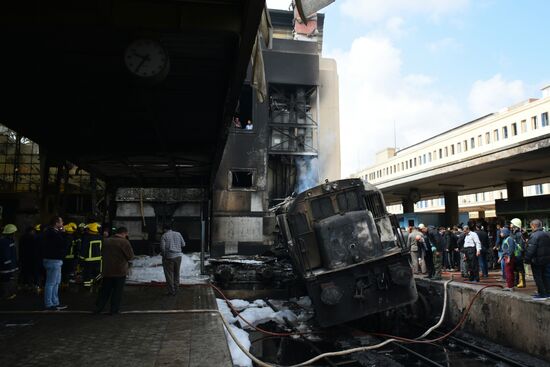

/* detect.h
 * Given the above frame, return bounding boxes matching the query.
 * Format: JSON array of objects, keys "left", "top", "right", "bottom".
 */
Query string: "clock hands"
[{"left": 134, "top": 53, "right": 151, "bottom": 73}]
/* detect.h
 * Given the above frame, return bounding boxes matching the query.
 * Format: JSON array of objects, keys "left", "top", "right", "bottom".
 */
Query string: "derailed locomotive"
[{"left": 275, "top": 178, "right": 417, "bottom": 327}]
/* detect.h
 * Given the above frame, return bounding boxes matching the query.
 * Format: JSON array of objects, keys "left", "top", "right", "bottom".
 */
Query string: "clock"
[{"left": 124, "top": 39, "right": 170, "bottom": 81}]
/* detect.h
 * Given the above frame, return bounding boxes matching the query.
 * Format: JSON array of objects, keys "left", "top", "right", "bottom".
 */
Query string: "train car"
[{"left": 275, "top": 178, "right": 417, "bottom": 327}]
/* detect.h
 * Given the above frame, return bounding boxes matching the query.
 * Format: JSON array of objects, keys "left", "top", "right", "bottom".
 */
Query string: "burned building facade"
[{"left": 211, "top": 9, "right": 341, "bottom": 256}]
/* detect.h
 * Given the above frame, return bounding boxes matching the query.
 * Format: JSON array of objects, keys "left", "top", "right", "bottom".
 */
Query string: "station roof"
[{"left": 0, "top": 0, "right": 264, "bottom": 189}]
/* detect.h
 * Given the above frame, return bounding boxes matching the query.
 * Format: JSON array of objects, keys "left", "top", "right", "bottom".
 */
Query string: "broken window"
[
  {"left": 230, "top": 170, "right": 254, "bottom": 189},
  {"left": 337, "top": 191, "right": 361, "bottom": 212},
  {"left": 310, "top": 197, "right": 334, "bottom": 220}
]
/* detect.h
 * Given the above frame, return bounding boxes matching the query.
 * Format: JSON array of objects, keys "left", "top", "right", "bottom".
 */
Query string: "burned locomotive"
[{"left": 275, "top": 178, "right": 417, "bottom": 327}]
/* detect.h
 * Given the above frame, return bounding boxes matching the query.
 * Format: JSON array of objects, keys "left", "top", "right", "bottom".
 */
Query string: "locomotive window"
[
  {"left": 336, "top": 191, "right": 361, "bottom": 212},
  {"left": 310, "top": 197, "right": 334, "bottom": 220}
]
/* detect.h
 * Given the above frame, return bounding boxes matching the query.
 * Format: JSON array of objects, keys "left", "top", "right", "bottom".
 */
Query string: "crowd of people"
[
  {"left": 0, "top": 216, "right": 187, "bottom": 312},
  {"left": 403, "top": 218, "right": 550, "bottom": 300}
]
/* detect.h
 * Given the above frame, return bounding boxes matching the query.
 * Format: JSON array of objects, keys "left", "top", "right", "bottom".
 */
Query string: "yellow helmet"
[
  {"left": 64, "top": 222, "right": 77, "bottom": 234},
  {"left": 34, "top": 224, "right": 41, "bottom": 232},
  {"left": 85, "top": 222, "right": 101, "bottom": 234},
  {"left": 2, "top": 224, "right": 17, "bottom": 235}
]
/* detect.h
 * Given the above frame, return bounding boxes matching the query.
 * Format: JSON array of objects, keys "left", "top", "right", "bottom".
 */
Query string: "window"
[
  {"left": 451, "top": 145, "right": 455, "bottom": 155},
  {"left": 457, "top": 142, "right": 462, "bottom": 153},
  {"left": 423, "top": 154, "right": 427, "bottom": 164},
  {"left": 521, "top": 119, "right": 527, "bottom": 133},
  {"left": 470, "top": 137, "right": 475, "bottom": 149},
  {"left": 401, "top": 162, "right": 404, "bottom": 171},
  {"left": 478, "top": 135, "right": 482, "bottom": 146},
  {"left": 511, "top": 123, "right": 518, "bottom": 136},
  {"left": 485, "top": 132, "right": 490, "bottom": 144},
  {"left": 413, "top": 158, "right": 417, "bottom": 167},
  {"left": 310, "top": 197, "right": 335, "bottom": 220},
  {"left": 230, "top": 170, "right": 254, "bottom": 189},
  {"left": 531, "top": 116, "right": 538, "bottom": 129},
  {"left": 428, "top": 152, "right": 432, "bottom": 162},
  {"left": 337, "top": 191, "right": 361, "bottom": 212},
  {"left": 502, "top": 126, "right": 508, "bottom": 139},
  {"left": 405, "top": 161, "right": 409, "bottom": 169},
  {"left": 535, "top": 184, "right": 543, "bottom": 195},
  {"left": 542, "top": 112, "right": 549, "bottom": 127},
  {"left": 493, "top": 129, "right": 499, "bottom": 141},
  {"left": 439, "top": 148, "right": 443, "bottom": 159},
  {"left": 444, "top": 147, "right": 448, "bottom": 157},
  {"left": 463, "top": 140, "right": 468, "bottom": 151}
]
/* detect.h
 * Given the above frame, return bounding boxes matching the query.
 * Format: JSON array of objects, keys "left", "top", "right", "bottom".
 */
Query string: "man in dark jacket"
[
  {"left": 421, "top": 224, "right": 443, "bottom": 280},
  {"left": 94, "top": 227, "right": 134, "bottom": 315},
  {"left": 525, "top": 219, "right": 550, "bottom": 300},
  {"left": 475, "top": 225, "right": 490, "bottom": 277},
  {"left": 0, "top": 224, "right": 18, "bottom": 300},
  {"left": 42, "top": 216, "right": 68, "bottom": 310}
]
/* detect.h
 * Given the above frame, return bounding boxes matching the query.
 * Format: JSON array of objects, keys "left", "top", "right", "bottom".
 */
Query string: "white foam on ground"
[
  {"left": 236, "top": 306, "right": 276, "bottom": 329},
  {"left": 127, "top": 253, "right": 205, "bottom": 284},
  {"left": 215, "top": 297, "right": 316, "bottom": 366},
  {"left": 224, "top": 324, "right": 252, "bottom": 367}
]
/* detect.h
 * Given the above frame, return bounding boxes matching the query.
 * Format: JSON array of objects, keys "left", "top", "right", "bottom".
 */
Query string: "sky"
[{"left": 267, "top": 0, "right": 550, "bottom": 177}]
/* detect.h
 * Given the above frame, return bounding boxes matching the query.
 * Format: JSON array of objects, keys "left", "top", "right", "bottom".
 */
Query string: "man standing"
[
  {"left": 475, "top": 225, "right": 490, "bottom": 278},
  {"left": 79, "top": 222, "right": 103, "bottom": 288},
  {"left": 462, "top": 225, "right": 481, "bottom": 282},
  {"left": 94, "top": 227, "right": 134, "bottom": 314},
  {"left": 510, "top": 218, "right": 526, "bottom": 288},
  {"left": 418, "top": 224, "right": 434, "bottom": 279},
  {"left": 524, "top": 219, "right": 550, "bottom": 300},
  {"left": 0, "top": 224, "right": 18, "bottom": 300},
  {"left": 42, "top": 216, "right": 68, "bottom": 310},
  {"left": 420, "top": 224, "right": 443, "bottom": 280},
  {"left": 160, "top": 224, "right": 186, "bottom": 296},
  {"left": 407, "top": 227, "right": 424, "bottom": 274}
]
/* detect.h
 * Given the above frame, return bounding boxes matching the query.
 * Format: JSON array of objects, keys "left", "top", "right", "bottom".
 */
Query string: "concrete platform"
[
  {"left": 0, "top": 284, "right": 232, "bottom": 367},
  {"left": 416, "top": 269, "right": 550, "bottom": 362}
]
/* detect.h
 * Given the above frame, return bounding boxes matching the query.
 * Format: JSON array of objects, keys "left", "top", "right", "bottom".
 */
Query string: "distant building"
[{"left": 351, "top": 85, "right": 550, "bottom": 226}]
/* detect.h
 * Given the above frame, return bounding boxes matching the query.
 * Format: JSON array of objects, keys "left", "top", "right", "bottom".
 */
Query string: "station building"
[{"left": 352, "top": 85, "right": 550, "bottom": 227}]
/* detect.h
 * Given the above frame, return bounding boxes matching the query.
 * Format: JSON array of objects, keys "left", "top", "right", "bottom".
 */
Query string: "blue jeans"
[{"left": 43, "top": 259, "right": 63, "bottom": 307}]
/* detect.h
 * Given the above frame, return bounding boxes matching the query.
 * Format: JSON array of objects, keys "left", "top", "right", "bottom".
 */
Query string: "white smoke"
[{"left": 295, "top": 156, "right": 319, "bottom": 193}]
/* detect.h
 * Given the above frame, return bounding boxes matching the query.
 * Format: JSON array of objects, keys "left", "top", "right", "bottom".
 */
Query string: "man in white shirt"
[
  {"left": 160, "top": 224, "right": 186, "bottom": 296},
  {"left": 462, "top": 225, "right": 481, "bottom": 282}
]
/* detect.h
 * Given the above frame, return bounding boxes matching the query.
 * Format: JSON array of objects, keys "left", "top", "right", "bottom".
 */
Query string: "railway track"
[{"left": 244, "top": 299, "right": 539, "bottom": 367}]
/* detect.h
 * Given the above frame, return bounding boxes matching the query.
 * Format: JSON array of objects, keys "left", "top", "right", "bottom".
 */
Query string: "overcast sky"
[{"left": 267, "top": 0, "right": 550, "bottom": 177}]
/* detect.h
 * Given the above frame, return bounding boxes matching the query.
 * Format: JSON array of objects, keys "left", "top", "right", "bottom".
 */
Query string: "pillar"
[
  {"left": 402, "top": 198, "right": 415, "bottom": 214},
  {"left": 506, "top": 181, "right": 524, "bottom": 200},
  {"left": 444, "top": 191, "right": 459, "bottom": 227},
  {"left": 39, "top": 151, "right": 51, "bottom": 224},
  {"left": 90, "top": 173, "right": 97, "bottom": 216}
]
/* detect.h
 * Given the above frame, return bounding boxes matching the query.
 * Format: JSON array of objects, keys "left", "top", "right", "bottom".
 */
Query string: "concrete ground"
[{"left": 0, "top": 284, "right": 232, "bottom": 367}]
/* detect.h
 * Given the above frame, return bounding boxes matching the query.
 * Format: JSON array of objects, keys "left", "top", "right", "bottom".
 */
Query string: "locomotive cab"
[{"left": 276, "top": 179, "right": 417, "bottom": 327}]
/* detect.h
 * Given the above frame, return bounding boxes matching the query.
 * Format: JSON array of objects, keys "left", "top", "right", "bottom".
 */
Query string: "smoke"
[{"left": 295, "top": 156, "right": 319, "bottom": 193}]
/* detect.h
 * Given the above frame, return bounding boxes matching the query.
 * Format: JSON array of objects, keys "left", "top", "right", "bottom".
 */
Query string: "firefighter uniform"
[
  {"left": 79, "top": 223, "right": 103, "bottom": 287},
  {"left": 61, "top": 223, "right": 79, "bottom": 285}
]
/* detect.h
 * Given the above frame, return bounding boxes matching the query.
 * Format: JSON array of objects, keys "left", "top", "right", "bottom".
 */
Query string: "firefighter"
[
  {"left": 79, "top": 222, "right": 103, "bottom": 287},
  {"left": 61, "top": 222, "right": 78, "bottom": 288}
]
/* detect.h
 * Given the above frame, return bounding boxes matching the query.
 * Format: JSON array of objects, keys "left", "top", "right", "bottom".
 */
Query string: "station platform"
[
  {"left": 0, "top": 284, "right": 232, "bottom": 367},
  {"left": 415, "top": 269, "right": 550, "bottom": 362}
]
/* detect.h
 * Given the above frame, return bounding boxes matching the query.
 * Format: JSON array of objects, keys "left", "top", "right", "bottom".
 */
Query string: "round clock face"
[{"left": 124, "top": 39, "right": 169, "bottom": 78}]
